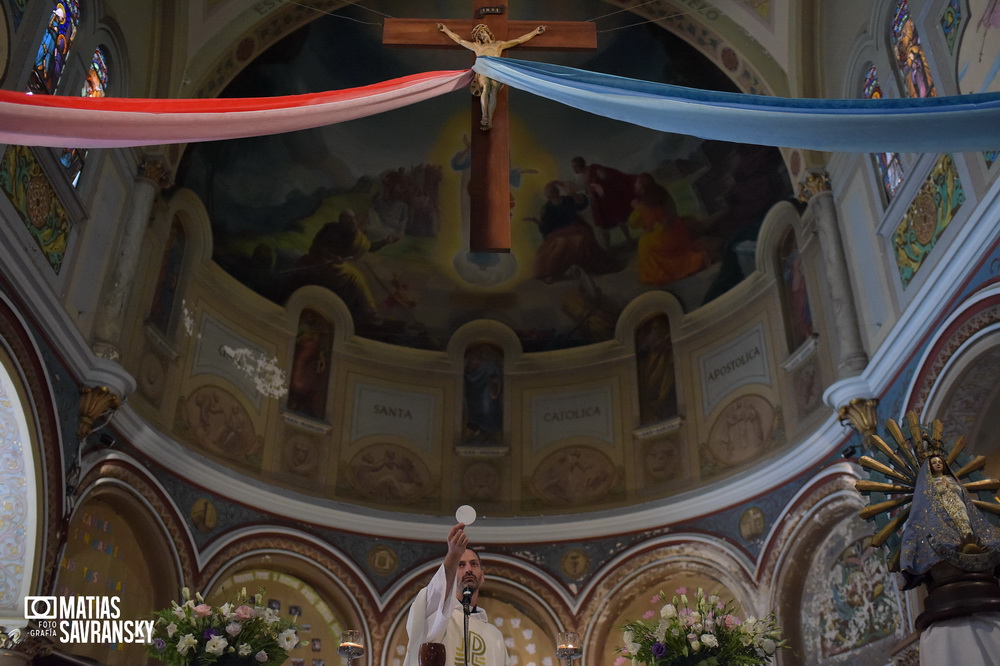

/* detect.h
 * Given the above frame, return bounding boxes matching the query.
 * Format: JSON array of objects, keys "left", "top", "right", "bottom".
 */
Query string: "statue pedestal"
[
  {"left": 919, "top": 611, "right": 1000, "bottom": 665},
  {"left": 916, "top": 568, "right": 1000, "bottom": 631}
]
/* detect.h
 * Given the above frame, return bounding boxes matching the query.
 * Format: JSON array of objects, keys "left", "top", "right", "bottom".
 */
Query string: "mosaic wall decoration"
[
  {"left": 802, "top": 527, "right": 901, "bottom": 662},
  {"left": 0, "top": 145, "right": 72, "bottom": 274},
  {"left": 893, "top": 154, "right": 965, "bottom": 289}
]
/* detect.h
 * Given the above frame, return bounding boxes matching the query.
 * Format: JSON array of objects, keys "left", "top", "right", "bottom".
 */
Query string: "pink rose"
[
  {"left": 193, "top": 604, "right": 212, "bottom": 617},
  {"left": 234, "top": 605, "right": 254, "bottom": 620}
]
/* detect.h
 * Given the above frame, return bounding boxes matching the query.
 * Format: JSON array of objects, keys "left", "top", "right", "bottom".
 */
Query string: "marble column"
[
  {"left": 91, "top": 156, "right": 170, "bottom": 362},
  {"left": 802, "top": 175, "right": 868, "bottom": 377}
]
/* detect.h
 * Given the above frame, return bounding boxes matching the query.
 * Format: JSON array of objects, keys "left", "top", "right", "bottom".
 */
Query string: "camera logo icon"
[{"left": 24, "top": 596, "right": 57, "bottom": 620}]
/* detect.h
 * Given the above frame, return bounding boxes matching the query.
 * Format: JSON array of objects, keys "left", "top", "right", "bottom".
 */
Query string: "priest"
[{"left": 404, "top": 523, "right": 512, "bottom": 666}]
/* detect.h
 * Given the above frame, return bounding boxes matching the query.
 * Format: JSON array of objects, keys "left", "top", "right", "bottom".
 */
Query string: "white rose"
[
  {"left": 278, "top": 628, "right": 298, "bottom": 651},
  {"left": 206, "top": 636, "right": 228, "bottom": 656},
  {"left": 701, "top": 633, "right": 718, "bottom": 648},
  {"left": 660, "top": 604, "right": 677, "bottom": 619}
]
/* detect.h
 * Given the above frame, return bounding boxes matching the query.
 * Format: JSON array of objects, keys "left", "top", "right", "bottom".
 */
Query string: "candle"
[{"left": 340, "top": 642, "right": 363, "bottom": 649}]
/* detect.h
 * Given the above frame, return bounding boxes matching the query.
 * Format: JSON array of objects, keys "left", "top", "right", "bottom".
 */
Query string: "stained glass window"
[
  {"left": 83, "top": 45, "right": 109, "bottom": 97},
  {"left": 59, "top": 46, "right": 110, "bottom": 185},
  {"left": 863, "top": 64, "right": 905, "bottom": 202},
  {"left": 28, "top": 0, "right": 81, "bottom": 94},
  {"left": 891, "top": 0, "right": 937, "bottom": 98}
]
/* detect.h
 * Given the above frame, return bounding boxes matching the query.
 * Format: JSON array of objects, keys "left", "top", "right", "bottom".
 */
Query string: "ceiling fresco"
[{"left": 175, "top": 0, "right": 792, "bottom": 352}]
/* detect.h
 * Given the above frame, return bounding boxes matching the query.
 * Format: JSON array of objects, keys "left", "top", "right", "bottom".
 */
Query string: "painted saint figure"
[
  {"left": 571, "top": 156, "right": 636, "bottom": 249},
  {"left": 525, "top": 180, "right": 617, "bottom": 283},
  {"left": 437, "top": 22, "right": 546, "bottom": 129}
]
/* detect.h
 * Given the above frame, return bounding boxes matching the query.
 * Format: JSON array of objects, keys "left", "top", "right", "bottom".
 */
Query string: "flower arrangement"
[
  {"left": 618, "top": 587, "right": 786, "bottom": 666},
  {"left": 147, "top": 587, "right": 302, "bottom": 666}
]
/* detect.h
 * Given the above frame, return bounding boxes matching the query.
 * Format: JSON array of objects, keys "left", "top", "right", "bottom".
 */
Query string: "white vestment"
[{"left": 404, "top": 565, "right": 511, "bottom": 666}]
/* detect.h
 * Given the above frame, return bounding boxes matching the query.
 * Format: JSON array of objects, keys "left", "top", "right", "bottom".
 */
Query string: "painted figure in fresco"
[
  {"left": 437, "top": 22, "right": 546, "bottom": 129},
  {"left": 780, "top": 232, "right": 814, "bottom": 350},
  {"left": 370, "top": 169, "right": 409, "bottom": 237},
  {"left": 404, "top": 524, "right": 510, "bottom": 666},
  {"left": 899, "top": 453, "right": 1000, "bottom": 589},
  {"left": 628, "top": 173, "right": 707, "bottom": 286},
  {"left": 570, "top": 156, "right": 636, "bottom": 249},
  {"left": 291, "top": 210, "right": 399, "bottom": 326},
  {"left": 525, "top": 180, "right": 617, "bottom": 283},
  {"left": 287, "top": 310, "right": 332, "bottom": 420},
  {"left": 464, "top": 344, "right": 503, "bottom": 445},
  {"left": 635, "top": 315, "right": 678, "bottom": 425}
]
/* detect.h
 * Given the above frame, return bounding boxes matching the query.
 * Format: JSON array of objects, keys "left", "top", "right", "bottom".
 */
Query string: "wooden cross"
[{"left": 383, "top": 1, "right": 596, "bottom": 252}]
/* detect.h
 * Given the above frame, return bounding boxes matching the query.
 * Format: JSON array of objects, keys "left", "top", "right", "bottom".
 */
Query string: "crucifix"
[{"left": 383, "top": 1, "right": 596, "bottom": 252}]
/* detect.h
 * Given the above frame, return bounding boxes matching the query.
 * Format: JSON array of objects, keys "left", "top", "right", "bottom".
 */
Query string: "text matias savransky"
[{"left": 25, "top": 596, "right": 154, "bottom": 644}]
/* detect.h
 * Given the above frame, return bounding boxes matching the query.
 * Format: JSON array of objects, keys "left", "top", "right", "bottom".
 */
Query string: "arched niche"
[
  {"left": 200, "top": 537, "right": 377, "bottom": 651},
  {"left": 0, "top": 292, "right": 62, "bottom": 624},
  {"left": 907, "top": 286, "right": 1000, "bottom": 478},
  {"left": 583, "top": 538, "right": 758, "bottom": 666},
  {"left": 0, "top": 341, "right": 42, "bottom": 627},
  {"left": 922, "top": 322, "right": 1000, "bottom": 479},
  {"left": 383, "top": 555, "right": 568, "bottom": 666},
  {"left": 768, "top": 474, "right": 908, "bottom": 665},
  {"left": 52, "top": 483, "right": 182, "bottom": 665}
]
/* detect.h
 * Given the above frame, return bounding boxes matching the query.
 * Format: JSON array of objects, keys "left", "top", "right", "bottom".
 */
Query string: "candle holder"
[
  {"left": 337, "top": 629, "right": 365, "bottom": 665},
  {"left": 556, "top": 631, "right": 582, "bottom": 666}
]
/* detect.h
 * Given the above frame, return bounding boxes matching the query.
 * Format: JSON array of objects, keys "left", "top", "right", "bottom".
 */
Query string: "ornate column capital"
[
  {"left": 838, "top": 397, "right": 880, "bottom": 441},
  {"left": 796, "top": 169, "right": 831, "bottom": 203},
  {"left": 137, "top": 154, "right": 172, "bottom": 189},
  {"left": 77, "top": 385, "right": 123, "bottom": 442}
]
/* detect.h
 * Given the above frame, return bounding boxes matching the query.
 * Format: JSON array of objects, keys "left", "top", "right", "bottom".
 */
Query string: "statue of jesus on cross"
[
  {"left": 437, "top": 22, "right": 546, "bottom": 130},
  {"left": 382, "top": 1, "right": 596, "bottom": 252}
]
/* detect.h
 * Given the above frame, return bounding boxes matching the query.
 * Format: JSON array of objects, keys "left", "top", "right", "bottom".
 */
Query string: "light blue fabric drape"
[{"left": 474, "top": 57, "right": 1000, "bottom": 153}]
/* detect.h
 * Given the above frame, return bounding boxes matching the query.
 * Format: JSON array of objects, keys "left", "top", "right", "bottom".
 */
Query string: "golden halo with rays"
[{"left": 855, "top": 410, "right": 1000, "bottom": 572}]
